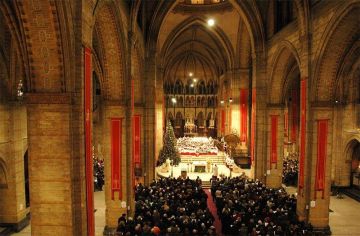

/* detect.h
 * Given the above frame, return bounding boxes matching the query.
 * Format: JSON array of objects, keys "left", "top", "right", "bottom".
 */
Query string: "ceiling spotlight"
[
  {"left": 220, "top": 100, "right": 224, "bottom": 104},
  {"left": 189, "top": 72, "right": 193, "bottom": 77},
  {"left": 190, "top": 84, "right": 194, "bottom": 88},
  {"left": 335, "top": 100, "right": 339, "bottom": 104},
  {"left": 171, "top": 97, "right": 177, "bottom": 103},
  {"left": 193, "top": 78, "right": 197, "bottom": 82},
  {"left": 207, "top": 18, "right": 215, "bottom": 27}
]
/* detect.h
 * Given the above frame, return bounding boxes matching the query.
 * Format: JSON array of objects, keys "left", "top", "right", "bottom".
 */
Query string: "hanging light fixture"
[
  {"left": 207, "top": 18, "right": 215, "bottom": 27},
  {"left": 17, "top": 79, "right": 24, "bottom": 100}
]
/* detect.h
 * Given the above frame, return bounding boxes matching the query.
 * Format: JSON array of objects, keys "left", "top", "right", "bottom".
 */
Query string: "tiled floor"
[
  {"left": 10, "top": 191, "right": 106, "bottom": 236},
  {"left": 8, "top": 188, "right": 360, "bottom": 236},
  {"left": 284, "top": 186, "right": 360, "bottom": 236},
  {"left": 94, "top": 191, "right": 106, "bottom": 236},
  {"left": 329, "top": 195, "right": 360, "bottom": 236}
]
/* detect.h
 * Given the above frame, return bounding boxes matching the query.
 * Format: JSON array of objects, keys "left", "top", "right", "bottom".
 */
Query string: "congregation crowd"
[
  {"left": 93, "top": 158, "right": 104, "bottom": 191},
  {"left": 211, "top": 175, "right": 313, "bottom": 235},
  {"left": 116, "top": 177, "right": 216, "bottom": 235},
  {"left": 282, "top": 157, "right": 299, "bottom": 186}
]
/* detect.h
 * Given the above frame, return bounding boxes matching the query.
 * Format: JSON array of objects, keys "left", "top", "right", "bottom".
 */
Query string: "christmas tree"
[{"left": 158, "top": 121, "right": 181, "bottom": 165}]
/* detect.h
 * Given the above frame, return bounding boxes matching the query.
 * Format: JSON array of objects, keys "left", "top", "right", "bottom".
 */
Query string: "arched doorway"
[
  {"left": 347, "top": 139, "right": 360, "bottom": 188},
  {"left": 268, "top": 43, "right": 302, "bottom": 189}
]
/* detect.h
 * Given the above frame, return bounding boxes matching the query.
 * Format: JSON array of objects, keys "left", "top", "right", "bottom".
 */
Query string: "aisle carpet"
[{"left": 205, "top": 189, "right": 223, "bottom": 236}]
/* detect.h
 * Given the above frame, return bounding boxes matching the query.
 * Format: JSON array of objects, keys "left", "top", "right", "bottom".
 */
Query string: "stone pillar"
[
  {"left": 252, "top": 51, "right": 267, "bottom": 183},
  {"left": 26, "top": 94, "right": 76, "bottom": 236},
  {"left": 265, "top": 106, "right": 284, "bottom": 188},
  {"left": 0, "top": 103, "right": 29, "bottom": 231},
  {"left": 296, "top": 78, "right": 309, "bottom": 222},
  {"left": 143, "top": 54, "right": 157, "bottom": 185},
  {"left": 307, "top": 106, "right": 332, "bottom": 231},
  {"left": 102, "top": 103, "right": 128, "bottom": 228}
]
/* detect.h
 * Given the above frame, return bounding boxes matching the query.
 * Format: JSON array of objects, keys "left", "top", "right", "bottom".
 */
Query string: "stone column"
[
  {"left": 306, "top": 106, "right": 332, "bottom": 231},
  {"left": 102, "top": 103, "right": 128, "bottom": 228},
  {"left": 26, "top": 93, "right": 76, "bottom": 236},
  {"left": 296, "top": 78, "right": 309, "bottom": 222},
  {"left": 265, "top": 106, "right": 284, "bottom": 188},
  {"left": 143, "top": 53, "right": 157, "bottom": 185},
  {"left": 252, "top": 51, "right": 267, "bottom": 183},
  {"left": 0, "top": 103, "right": 29, "bottom": 231}
]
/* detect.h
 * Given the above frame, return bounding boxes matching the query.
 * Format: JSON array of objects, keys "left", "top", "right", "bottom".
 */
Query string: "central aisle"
[{"left": 205, "top": 189, "right": 223, "bottom": 236}]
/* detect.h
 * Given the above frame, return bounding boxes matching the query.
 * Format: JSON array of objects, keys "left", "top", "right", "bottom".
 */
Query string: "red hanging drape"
[
  {"left": 133, "top": 115, "right": 141, "bottom": 165},
  {"left": 240, "top": 89, "right": 248, "bottom": 143},
  {"left": 84, "top": 47, "right": 94, "bottom": 236},
  {"left": 270, "top": 115, "right": 278, "bottom": 168},
  {"left": 315, "top": 119, "right": 328, "bottom": 199},
  {"left": 111, "top": 118, "right": 122, "bottom": 200},
  {"left": 251, "top": 89, "right": 256, "bottom": 165}
]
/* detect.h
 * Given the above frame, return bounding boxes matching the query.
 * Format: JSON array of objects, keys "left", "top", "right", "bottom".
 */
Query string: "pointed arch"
[
  {"left": 312, "top": 2, "right": 360, "bottom": 102},
  {"left": 268, "top": 41, "right": 301, "bottom": 104}
]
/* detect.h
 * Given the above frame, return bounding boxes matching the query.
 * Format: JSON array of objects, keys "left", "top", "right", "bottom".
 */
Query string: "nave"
[{"left": 0, "top": 0, "right": 359, "bottom": 235}]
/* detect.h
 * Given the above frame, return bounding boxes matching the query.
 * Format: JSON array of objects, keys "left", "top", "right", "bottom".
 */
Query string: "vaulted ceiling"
[{"left": 158, "top": 0, "right": 247, "bottom": 85}]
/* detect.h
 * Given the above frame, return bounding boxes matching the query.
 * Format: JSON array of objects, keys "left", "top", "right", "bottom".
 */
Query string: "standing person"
[{"left": 213, "top": 164, "right": 218, "bottom": 177}]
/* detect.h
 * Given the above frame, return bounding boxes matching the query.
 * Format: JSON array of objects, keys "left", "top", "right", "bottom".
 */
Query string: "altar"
[
  {"left": 193, "top": 161, "right": 207, "bottom": 172},
  {"left": 177, "top": 137, "right": 218, "bottom": 156}
]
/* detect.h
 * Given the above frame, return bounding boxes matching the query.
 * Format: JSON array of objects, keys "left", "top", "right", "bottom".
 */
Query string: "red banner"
[
  {"left": 299, "top": 79, "right": 307, "bottom": 189},
  {"left": 240, "top": 89, "right": 248, "bottom": 142},
  {"left": 270, "top": 115, "right": 278, "bottom": 167},
  {"left": 84, "top": 47, "right": 94, "bottom": 236},
  {"left": 291, "top": 89, "right": 298, "bottom": 142},
  {"left": 250, "top": 89, "right": 256, "bottom": 165},
  {"left": 111, "top": 118, "right": 122, "bottom": 200},
  {"left": 133, "top": 115, "right": 141, "bottom": 165},
  {"left": 221, "top": 109, "right": 226, "bottom": 134},
  {"left": 315, "top": 120, "right": 328, "bottom": 199}
]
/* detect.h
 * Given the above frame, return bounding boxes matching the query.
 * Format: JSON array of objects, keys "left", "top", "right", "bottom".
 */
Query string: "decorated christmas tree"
[{"left": 158, "top": 121, "right": 181, "bottom": 165}]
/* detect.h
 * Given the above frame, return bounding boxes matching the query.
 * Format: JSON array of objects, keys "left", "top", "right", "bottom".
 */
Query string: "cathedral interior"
[{"left": 0, "top": 0, "right": 359, "bottom": 235}]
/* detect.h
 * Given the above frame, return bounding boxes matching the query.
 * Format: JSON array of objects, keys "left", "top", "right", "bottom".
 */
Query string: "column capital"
[
  {"left": 267, "top": 103, "right": 285, "bottom": 109},
  {"left": 25, "top": 93, "right": 71, "bottom": 104},
  {"left": 103, "top": 100, "right": 127, "bottom": 107}
]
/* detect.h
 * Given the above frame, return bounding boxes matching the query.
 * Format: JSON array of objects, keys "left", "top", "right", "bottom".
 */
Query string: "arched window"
[
  {"left": 198, "top": 80, "right": 206, "bottom": 94},
  {"left": 175, "top": 112, "right": 183, "bottom": 128},
  {"left": 197, "top": 112, "right": 204, "bottom": 127},
  {"left": 175, "top": 80, "right": 183, "bottom": 94},
  {"left": 93, "top": 72, "right": 101, "bottom": 112},
  {"left": 197, "top": 97, "right": 201, "bottom": 107},
  {"left": 275, "top": 0, "right": 295, "bottom": 32},
  {"left": 178, "top": 96, "right": 184, "bottom": 107},
  {"left": 201, "top": 96, "right": 206, "bottom": 107}
]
